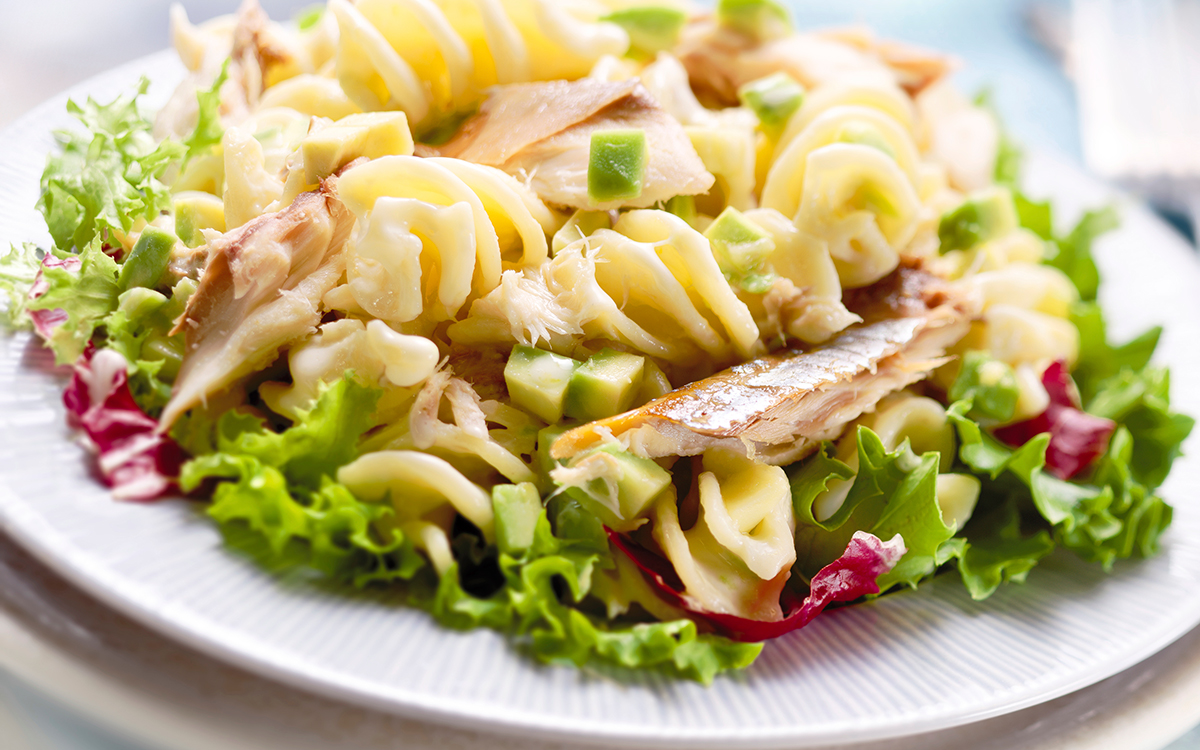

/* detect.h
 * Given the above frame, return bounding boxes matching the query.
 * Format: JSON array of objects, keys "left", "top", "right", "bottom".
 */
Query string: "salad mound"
[{"left": 0, "top": 0, "right": 1193, "bottom": 683}]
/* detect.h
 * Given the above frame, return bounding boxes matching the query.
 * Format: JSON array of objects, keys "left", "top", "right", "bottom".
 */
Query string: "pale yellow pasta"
[
  {"left": 331, "top": 0, "right": 628, "bottom": 125},
  {"left": 333, "top": 155, "right": 512, "bottom": 324},
  {"left": 762, "top": 105, "right": 920, "bottom": 221},
  {"left": 425, "top": 157, "right": 558, "bottom": 267},
  {"left": 548, "top": 210, "right": 758, "bottom": 364},
  {"left": 793, "top": 143, "right": 921, "bottom": 288},
  {"left": 687, "top": 124, "right": 758, "bottom": 212},
  {"left": 915, "top": 79, "right": 1000, "bottom": 192},
  {"left": 221, "top": 124, "right": 285, "bottom": 229},
  {"left": 984, "top": 305, "right": 1080, "bottom": 369},
  {"left": 1013, "top": 362, "right": 1052, "bottom": 422},
  {"left": 259, "top": 318, "right": 439, "bottom": 418},
  {"left": 337, "top": 450, "right": 496, "bottom": 539},
  {"left": 259, "top": 75, "right": 364, "bottom": 120},
  {"left": 775, "top": 73, "right": 916, "bottom": 156},
  {"left": 969, "top": 263, "right": 1078, "bottom": 318},
  {"left": 402, "top": 520, "right": 456, "bottom": 574},
  {"left": 744, "top": 207, "right": 860, "bottom": 344},
  {"left": 651, "top": 449, "right": 795, "bottom": 621},
  {"left": 934, "top": 474, "right": 981, "bottom": 532}
]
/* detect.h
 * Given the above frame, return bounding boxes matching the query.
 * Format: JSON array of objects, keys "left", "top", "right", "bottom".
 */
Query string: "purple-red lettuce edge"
[
  {"left": 28, "top": 254, "right": 79, "bottom": 340},
  {"left": 994, "top": 360, "right": 1115, "bottom": 480},
  {"left": 606, "top": 528, "right": 906, "bottom": 643},
  {"left": 63, "top": 346, "right": 184, "bottom": 500}
]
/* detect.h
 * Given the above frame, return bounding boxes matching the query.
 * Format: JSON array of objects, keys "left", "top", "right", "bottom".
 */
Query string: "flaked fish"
[{"left": 552, "top": 266, "right": 978, "bottom": 465}]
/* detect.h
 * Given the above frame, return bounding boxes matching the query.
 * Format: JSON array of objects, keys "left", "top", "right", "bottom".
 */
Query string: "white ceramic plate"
[{"left": 2, "top": 52, "right": 1200, "bottom": 750}]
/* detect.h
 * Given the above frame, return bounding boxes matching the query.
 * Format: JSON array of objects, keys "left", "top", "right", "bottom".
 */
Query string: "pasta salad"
[{"left": 0, "top": 0, "right": 1192, "bottom": 683}]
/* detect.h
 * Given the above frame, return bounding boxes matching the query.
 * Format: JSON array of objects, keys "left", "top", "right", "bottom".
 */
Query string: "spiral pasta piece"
[
  {"left": 652, "top": 449, "right": 796, "bottom": 621},
  {"left": 338, "top": 449, "right": 496, "bottom": 539},
  {"left": 794, "top": 143, "right": 921, "bottom": 288},
  {"left": 549, "top": 209, "right": 758, "bottom": 365},
  {"left": 762, "top": 104, "right": 920, "bottom": 222},
  {"left": 331, "top": 0, "right": 628, "bottom": 126},
  {"left": 332, "top": 155, "right": 558, "bottom": 325}
]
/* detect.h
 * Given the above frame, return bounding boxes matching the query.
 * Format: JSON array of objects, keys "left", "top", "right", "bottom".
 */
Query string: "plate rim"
[{"left": 2, "top": 50, "right": 1200, "bottom": 749}]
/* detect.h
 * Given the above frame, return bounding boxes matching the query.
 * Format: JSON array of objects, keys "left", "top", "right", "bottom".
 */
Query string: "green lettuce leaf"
[
  {"left": 39, "top": 78, "right": 186, "bottom": 252},
  {"left": 948, "top": 350, "right": 1019, "bottom": 422},
  {"left": 1085, "top": 367, "right": 1194, "bottom": 491},
  {"left": 418, "top": 493, "right": 761, "bottom": 683},
  {"left": 1044, "top": 206, "right": 1118, "bottom": 302},
  {"left": 178, "top": 378, "right": 420, "bottom": 584},
  {"left": 0, "top": 243, "right": 40, "bottom": 329},
  {"left": 26, "top": 240, "right": 120, "bottom": 364},
  {"left": 1071, "top": 301, "right": 1160, "bottom": 402},
  {"left": 947, "top": 398, "right": 1175, "bottom": 570},
  {"left": 99, "top": 279, "right": 194, "bottom": 414},
  {"left": 179, "top": 376, "right": 382, "bottom": 492},
  {"left": 791, "top": 426, "right": 955, "bottom": 592},
  {"left": 181, "top": 61, "right": 230, "bottom": 167},
  {"left": 954, "top": 500, "right": 1055, "bottom": 600}
]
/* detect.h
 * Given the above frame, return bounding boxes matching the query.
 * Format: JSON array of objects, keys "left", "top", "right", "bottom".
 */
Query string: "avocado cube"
[
  {"left": 738, "top": 73, "right": 805, "bottom": 137},
  {"left": 173, "top": 192, "right": 226, "bottom": 248},
  {"left": 665, "top": 194, "right": 697, "bottom": 224},
  {"left": 588, "top": 129, "right": 647, "bottom": 204},
  {"left": 303, "top": 112, "right": 414, "bottom": 185},
  {"left": 118, "top": 227, "right": 177, "bottom": 292},
  {"left": 601, "top": 7, "right": 687, "bottom": 56},
  {"left": 635, "top": 358, "right": 673, "bottom": 405},
  {"left": 493, "top": 482, "right": 544, "bottom": 557},
  {"left": 504, "top": 345, "right": 580, "bottom": 424},
  {"left": 704, "top": 206, "right": 775, "bottom": 276},
  {"left": 938, "top": 187, "right": 1019, "bottom": 253},
  {"left": 565, "top": 349, "right": 646, "bottom": 422},
  {"left": 717, "top": 0, "right": 792, "bottom": 41},
  {"left": 534, "top": 424, "right": 573, "bottom": 495},
  {"left": 565, "top": 445, "right": 672, "bottom": 530}
]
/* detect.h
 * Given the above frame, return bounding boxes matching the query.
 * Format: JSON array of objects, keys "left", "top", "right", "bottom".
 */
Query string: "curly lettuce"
[{"left": 39, "top": 78, "right": 186, "bottom": 253}]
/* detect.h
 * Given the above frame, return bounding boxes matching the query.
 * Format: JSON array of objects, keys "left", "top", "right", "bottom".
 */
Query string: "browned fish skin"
[{"left": 551, "top": 268, "right": 977, "bottom": 464}]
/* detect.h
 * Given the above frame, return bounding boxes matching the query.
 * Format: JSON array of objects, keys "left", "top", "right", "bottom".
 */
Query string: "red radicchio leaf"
[
  {"left": 64, "top": 347, "right": 185, "bottom": 501},
  {"left": 607, "top": 528, "right": 907, "bottom": 643},
  {"left": 993, "top": 361, "right": 1115, "bottom": 480},
  {"left": 28, "top": 255, "right": 80, "bottom": 340}
]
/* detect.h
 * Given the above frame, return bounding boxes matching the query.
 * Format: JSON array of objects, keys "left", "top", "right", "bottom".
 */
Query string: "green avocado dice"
[
  {"left": 118, "top": 227, "right": 176, "bottom": 292},
  {"left": 738, "top": 73, "right": 805, "bottom": 137},
  {"left": 533, "top": 424, "right": 572, "bottom": 495},
  {"left": 601, "top": 7, "right": 687, "bottom": 56},
  {"left": 705, "top": 207, "right": 775, "bottom": 276},
  {"left": 173, "top": 192, "right": 226, "bottom": 248},
  {"left": 565, "top": 444, "right": 672, "bottom": 529},
  {"left": 492, "top": 482, "right": 543, "bottom": 556},
  {"left": 504, "top": 345, "right": 580, "bottom": 424},
  {"left": 635, "top": 358, "right": 673, "bottom": 405},
  {"left": 588, "top": 129, "right": 647, "bottom": 204},
  {"left": 716, "top": 0, "right": 792, "bottom": 41},
  {"left": 665, "top": 194, "right": 697, "bottom": 224},
  {"left": 564, "top": 348, "right": 646, "bottom": 422},
  {"left": 938, "top": 187, "right": 1019, "bottom": 253}
]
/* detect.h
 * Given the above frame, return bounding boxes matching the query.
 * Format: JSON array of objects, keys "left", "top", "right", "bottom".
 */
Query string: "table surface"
[{"left": 0, "top": 0, "right": 1197, "bottom": 748}]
